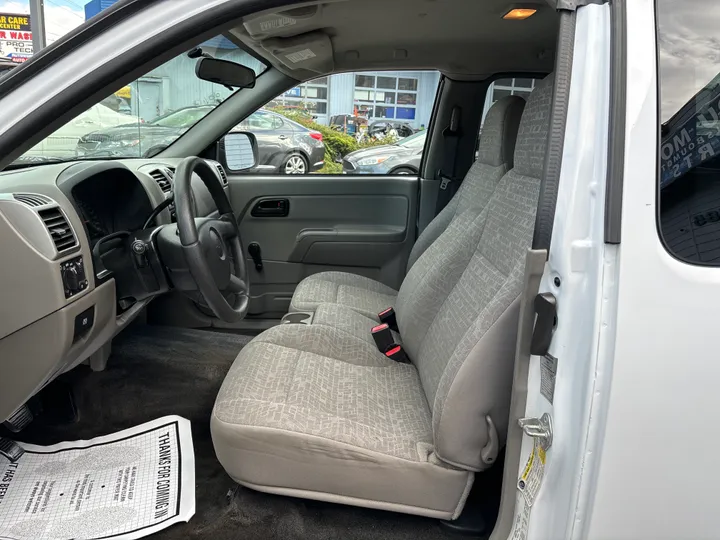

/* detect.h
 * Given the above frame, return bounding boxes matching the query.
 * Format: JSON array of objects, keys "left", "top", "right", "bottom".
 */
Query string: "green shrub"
[{"left": 269, "top": 106, "right": 400, "bottom": 172}]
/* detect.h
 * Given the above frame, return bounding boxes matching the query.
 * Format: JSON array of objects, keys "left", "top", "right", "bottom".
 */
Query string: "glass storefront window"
[
  {"left": 377, "top": 76, "right": 397, "bottom": 89},
  {"left": 354, "top": 89, "right": 374, "bottom": 102},
  {"left": 398, "top": 78, "right": 418, "bottom": 91},
  {"left": 355, "top": 75, "right": 375, "bottom": 88},
  {"left": 375, "top": 106, "right": 395, "bottom": 118},
  {"left": 397, "top": 93, "right": 417, "bottom": 105},
  {"left": 396, "top": 107, "right": 416, "bottom": 120}
]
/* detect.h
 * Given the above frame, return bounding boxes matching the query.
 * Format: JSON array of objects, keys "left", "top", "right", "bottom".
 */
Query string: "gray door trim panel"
[{"left": 228, "top": 174, "right": 418, "bottom": 316}]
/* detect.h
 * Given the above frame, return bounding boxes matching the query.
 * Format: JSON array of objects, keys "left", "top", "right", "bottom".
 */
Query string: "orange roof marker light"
[{"left": 503, "top": 8, "right": 537, "bottom": 20}]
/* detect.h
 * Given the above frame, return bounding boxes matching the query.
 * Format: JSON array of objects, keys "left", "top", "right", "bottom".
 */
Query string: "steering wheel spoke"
[
  {"left": 228, "top": 274, "right": 248, "bottom": 294},
  {"left": 214, "top": 215, "right": 238, "bottom": 239}
]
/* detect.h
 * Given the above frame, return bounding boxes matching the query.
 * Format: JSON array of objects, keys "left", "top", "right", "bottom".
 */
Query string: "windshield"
[
  {"left": 150, "top": 107, "right": 213, "bottom": 128},
  {"left": 398, "top": 130, "right": 426, "bottom": 148},
  {"left": 16, "top": 35, "right": 266, "bottom": 164}
]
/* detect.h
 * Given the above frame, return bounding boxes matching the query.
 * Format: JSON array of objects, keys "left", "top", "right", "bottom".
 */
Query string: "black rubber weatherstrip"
[
  {"left": 0, "top": 0, "right": 296, "bottom": 166},
  {"left": 604, "top": 0, "right": 627, "bottom": 244},
  {"left": 532, "top": 10, "right": 577, "bottom": 252}
]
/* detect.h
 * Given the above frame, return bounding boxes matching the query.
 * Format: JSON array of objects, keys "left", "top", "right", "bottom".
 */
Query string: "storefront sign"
[
  {"left": 661, "top": 86, "right": 720, "bottom": 188},
  {"left": 0, "top": 13, "right": 32, "bottom": 63}
]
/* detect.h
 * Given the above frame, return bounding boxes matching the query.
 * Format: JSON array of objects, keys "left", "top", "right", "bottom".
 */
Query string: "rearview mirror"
[
  {"left": 195, "top": 58, "right": 256, "bottom": 89},
  {"left": 223, "top": 132, "right": 258, "bottom": 171}
]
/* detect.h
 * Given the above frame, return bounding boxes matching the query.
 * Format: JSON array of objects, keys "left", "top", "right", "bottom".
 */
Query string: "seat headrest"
[
  {"left": 513, "top": 73, "right": 555, "bottom": 178},
  {"left": 477, "top": 95, "right": 526, "bottom": 168}
]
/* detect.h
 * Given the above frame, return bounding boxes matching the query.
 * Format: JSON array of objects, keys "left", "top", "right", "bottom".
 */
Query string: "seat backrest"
[
  {"left": 395, "top": 75, "right": 554, "bottom": 471},
  {"left": 405, "top": 95, "right": 526, "bottom": 271}
]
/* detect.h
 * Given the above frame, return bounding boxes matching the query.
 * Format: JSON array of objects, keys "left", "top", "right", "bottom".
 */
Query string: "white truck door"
[{"left": 491, "top": 2, "right": 616, "bottom": 540}]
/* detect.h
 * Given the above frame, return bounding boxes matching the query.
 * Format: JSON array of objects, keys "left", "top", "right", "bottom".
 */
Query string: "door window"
[
  {"left": 657, "top": 0, "right": 720, "bottom": 264},
  {"left": 234, "top": 71, "right": 440, "bottom": 175}
]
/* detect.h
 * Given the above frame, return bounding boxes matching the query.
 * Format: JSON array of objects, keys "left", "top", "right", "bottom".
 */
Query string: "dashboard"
[{"left": 0, "top": 157, "right": 229, "bottom": 423}]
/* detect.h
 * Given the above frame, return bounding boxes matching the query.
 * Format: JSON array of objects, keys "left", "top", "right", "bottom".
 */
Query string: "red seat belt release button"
[
  {"left": 371, "top": 323, "right": 395, "bottom": 353},
  {"left": 385, "top": 345, "right": 410, "bottom": 364},
  {"left": 378, "top": 307, "right": 398, "bottom": 332}
]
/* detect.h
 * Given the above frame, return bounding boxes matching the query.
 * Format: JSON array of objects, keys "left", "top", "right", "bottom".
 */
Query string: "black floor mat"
[{"left": 14, "top": 325, "right": 495, "bottom": 540}]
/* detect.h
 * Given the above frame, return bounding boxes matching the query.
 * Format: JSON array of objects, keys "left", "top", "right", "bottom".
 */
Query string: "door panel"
[{"left": 228, "top": 174, "right": 418, "bottom": 317}]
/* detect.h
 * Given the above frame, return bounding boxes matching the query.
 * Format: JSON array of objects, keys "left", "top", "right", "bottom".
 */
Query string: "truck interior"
[{"left": 0, "top": 0, "right": 565, "bottom": 538}]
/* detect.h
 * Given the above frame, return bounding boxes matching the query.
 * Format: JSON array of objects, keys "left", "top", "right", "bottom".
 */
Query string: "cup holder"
[{"left": 281, "top": 312, "right": 313, "bottom": 325}]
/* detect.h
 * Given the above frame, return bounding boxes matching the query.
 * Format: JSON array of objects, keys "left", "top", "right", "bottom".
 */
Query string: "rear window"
[{"left": 657, "top": 0, "right": 720, "bottom": 264}]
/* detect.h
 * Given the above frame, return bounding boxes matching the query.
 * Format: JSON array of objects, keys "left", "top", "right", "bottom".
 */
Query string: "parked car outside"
[
  {"left": 368, "top": 120, "right": 415, "bottom": 139},
  {"left": 78, "top": 107, "right": 325, "bottom": 174},
  {"left": 24, "top": 103, "right": 137, "bottom": 158},
  {"left": 232, "top": 109, "right": 325, "bottom": 174},
  {"left": 342, "top": 129, "right": 427, "bottom": 175},
  {"left": 76, "top": 105, "right": 213, "bottom": 158},
  {"left": 0, "top": 57, "right": 17, "bottom": 77}
]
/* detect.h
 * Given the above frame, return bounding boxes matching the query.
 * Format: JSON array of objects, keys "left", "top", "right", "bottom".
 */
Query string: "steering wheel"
[{"left": 172, "top": 157, "right": 249, "bottom": 322}]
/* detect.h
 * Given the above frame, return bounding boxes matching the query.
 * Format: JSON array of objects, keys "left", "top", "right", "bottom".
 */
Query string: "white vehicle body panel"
[
  {"left": 510, "top": 5, "right": 616, "bottom": 539},
  {"left": 586, "top": 0, "right": 720, "bottom": 537}
]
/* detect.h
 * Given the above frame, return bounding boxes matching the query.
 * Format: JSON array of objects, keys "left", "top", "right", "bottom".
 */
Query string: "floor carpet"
[{"left": 12, "top": 324, "right": 498, "bottom": 540}]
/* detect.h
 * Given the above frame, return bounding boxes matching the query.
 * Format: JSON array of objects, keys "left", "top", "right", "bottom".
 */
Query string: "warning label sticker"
[
  {"left": 540, "top": 354, "right": 557, "bottom": 404},
  {"left": 517, "top": 438, "right": 546, "bottom": 507},
  {"left": 509, "top": 495, "right": 532, "bottom": 540},
  {"left": 0, "top": 416, "right": 195, "bottom": 540},
  {"left": 286, "top": 48, "right": 317, "bottom": 63}
]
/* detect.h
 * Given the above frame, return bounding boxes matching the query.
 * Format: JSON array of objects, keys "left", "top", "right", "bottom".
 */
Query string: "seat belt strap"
[{"left": 436, "top": 105, "right": 463, "bottom": 213}]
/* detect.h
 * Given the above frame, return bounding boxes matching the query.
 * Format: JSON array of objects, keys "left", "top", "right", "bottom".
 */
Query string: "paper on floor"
[{"left": 0, "top": 415, "right": 195, "bottom": 540}]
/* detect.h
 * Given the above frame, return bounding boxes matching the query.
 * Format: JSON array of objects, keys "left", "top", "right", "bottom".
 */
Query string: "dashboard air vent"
[
  {"left": 149, "top": 168, "right": 172, "bottom": 193},
  {"left": 13, "top": 193, "right": 52, "bottom": 207},
  {"left": 215, "top": 163, "right": 228, "bottom": 186},
  {"left": 38, "top": 207, "right": 78, "bottom": 253}
]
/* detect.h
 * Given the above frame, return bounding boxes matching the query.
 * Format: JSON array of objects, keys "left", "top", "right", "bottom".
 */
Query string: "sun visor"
[
  {"left": 243, "top": 5, "right": 322, "bottom": 39},
  {"left": 261, "top": 31, "right": 334, "bottom": 73}
]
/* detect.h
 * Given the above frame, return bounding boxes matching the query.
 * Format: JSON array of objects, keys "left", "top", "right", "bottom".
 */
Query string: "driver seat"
[{"left": 211, "top": 75, "right": 553, "bottom": 519}]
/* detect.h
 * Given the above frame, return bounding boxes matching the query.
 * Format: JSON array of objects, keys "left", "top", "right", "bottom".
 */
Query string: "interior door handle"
[
  {"left": 278, "top": 135, "right": 288, "bottom": 140},
  {"left": 251, "top": 198, "right": 290, "bottom": 217}
]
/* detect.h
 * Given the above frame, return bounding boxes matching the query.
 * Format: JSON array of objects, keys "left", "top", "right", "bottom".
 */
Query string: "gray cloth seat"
[
  {"left": 289, "top": 95, "right": 527, "bottom": 318},
  {"left": 211, "top": 76, "right": 553, "bottom": 519}
]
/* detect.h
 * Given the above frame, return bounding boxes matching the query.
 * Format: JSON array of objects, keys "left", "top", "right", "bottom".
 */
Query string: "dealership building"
[{"left": 85, "top": 0, "right": 537, "bottom": 128}]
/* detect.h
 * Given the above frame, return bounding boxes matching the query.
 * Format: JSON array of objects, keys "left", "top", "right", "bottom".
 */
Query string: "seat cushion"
[
  {"left": 289, "top": 271, "right": 398, "bottom": 318},
  {"left": 312, "top": 303, "right": 401, "bottom": 346},
  {"left": 211, "top": 324, "right": 473, "bottom": 519}
]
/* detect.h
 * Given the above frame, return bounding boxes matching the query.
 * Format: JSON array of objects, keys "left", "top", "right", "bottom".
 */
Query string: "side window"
[
  {"left": 246, "top": 112, "right": 274, "bottom": 130},
  {"left": 657, "top": 0, "right": 720, "bottom": 264},
  {"left": 230, "top": 71, "right": 440, "bottom": 175}
]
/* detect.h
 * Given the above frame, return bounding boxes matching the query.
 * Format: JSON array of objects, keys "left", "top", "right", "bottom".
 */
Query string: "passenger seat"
[
  {"left": 289, "top": 95, "right": 527, "bottom": 318},
  {"left": 211, "top": 75, "right": 554, "bottom": 519}
]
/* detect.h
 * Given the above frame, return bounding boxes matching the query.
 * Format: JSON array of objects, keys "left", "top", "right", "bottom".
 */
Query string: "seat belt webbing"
[{"left": 435, "top": 105, "right": 462, "bottom": 214}]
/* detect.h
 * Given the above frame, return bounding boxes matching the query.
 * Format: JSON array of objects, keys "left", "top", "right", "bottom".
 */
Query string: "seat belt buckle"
[
  {"left": 385, "top": 345, "right": 410, "bottom": 364},
  {"left": 371, "top": 323, "right": 395, "bottom": 353},
  {"left": 439, "top": 176, "right": 451, "bottom": 190},
  {"left": 378, "top": 307, "right": 398, "bottom": 332}
]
